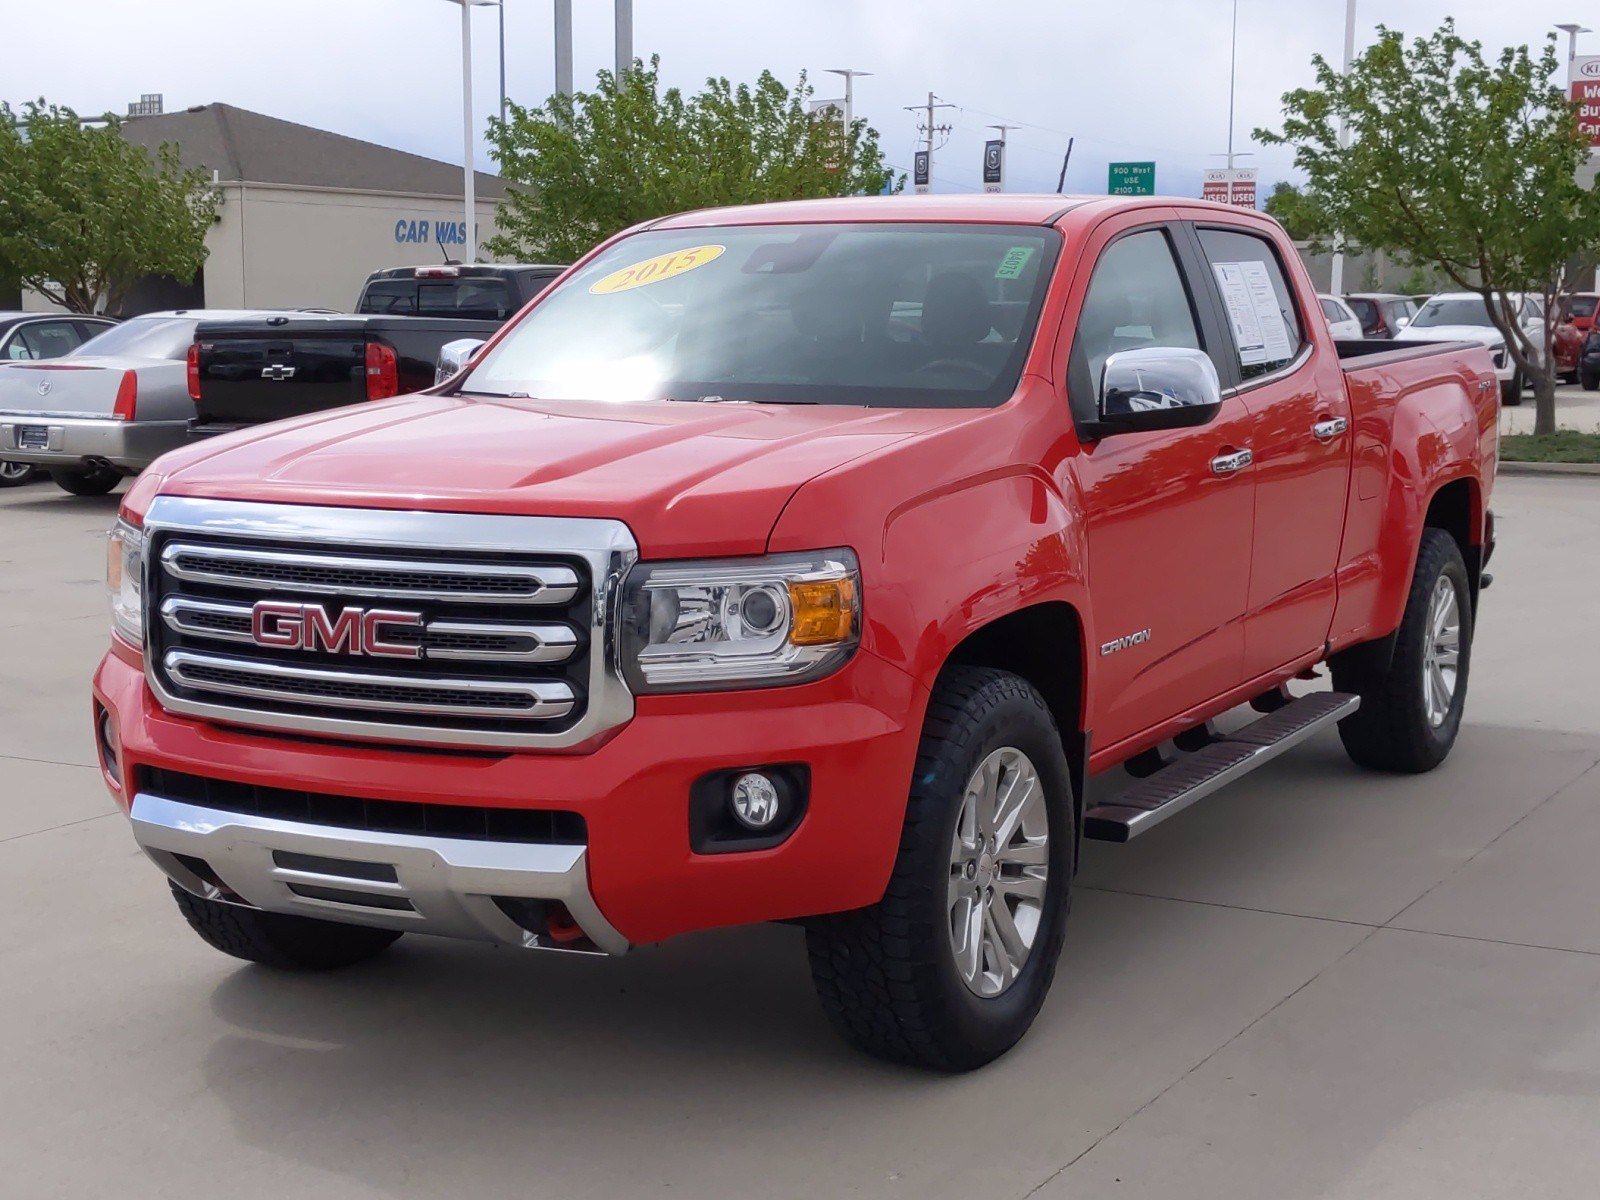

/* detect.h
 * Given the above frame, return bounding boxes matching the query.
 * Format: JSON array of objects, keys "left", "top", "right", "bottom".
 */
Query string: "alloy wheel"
[{"left": 1421, "top": 574, "right": 1461, "bottom": 728}]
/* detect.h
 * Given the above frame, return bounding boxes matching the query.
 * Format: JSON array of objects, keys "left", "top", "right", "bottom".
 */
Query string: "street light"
[
  {"left": 825, "top": 69, "right": 873, "bottom": 130},
  {"left": 1556, "top": 22, "right": 1592, "bottom": 72},
  {"left": 440, "top": 0, "right": 500, "bottom": 264},
  {"left": 1329, "top": 0, "right": 1357, "bottom": 295}
]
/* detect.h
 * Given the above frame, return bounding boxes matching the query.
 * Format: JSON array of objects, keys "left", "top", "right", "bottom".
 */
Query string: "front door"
[{"left": 1062, "top": 220, "right": 1255, "bottom": 753}]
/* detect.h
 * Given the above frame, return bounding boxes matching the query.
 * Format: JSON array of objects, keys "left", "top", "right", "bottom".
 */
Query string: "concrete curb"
[{"left": 1499, "top": 460, "right": 1600, "bottom": 478}]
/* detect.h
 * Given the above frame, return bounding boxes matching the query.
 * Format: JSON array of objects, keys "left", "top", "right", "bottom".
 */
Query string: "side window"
[
  {"left": 1319, "top": 298, "right": 1343, "bottom": 322},
  {"left": 22, "top": 321, "right": 84, "bottom": 360},
  {"left": 1070, "top": 229, "right": 1202, "bottom": 405},
  {"left": 1196, "top": 227, "right": 1305, "bottom": 381}
]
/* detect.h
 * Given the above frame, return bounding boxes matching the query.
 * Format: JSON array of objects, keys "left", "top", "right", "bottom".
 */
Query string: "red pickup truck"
[{"left": 93, "top": 195, "right": 1498, "bottom": 1070}]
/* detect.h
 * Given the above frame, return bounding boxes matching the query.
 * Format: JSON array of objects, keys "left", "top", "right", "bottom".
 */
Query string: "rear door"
[
  {"left": 194, "top": 319, "right": 368, "bottom": 427},
  {"left": 1062, "top": 214, "right": 1255, "bottom": 750},
  {"left": 1192, "top": 222, "right": 1351, "bottom": 679}
]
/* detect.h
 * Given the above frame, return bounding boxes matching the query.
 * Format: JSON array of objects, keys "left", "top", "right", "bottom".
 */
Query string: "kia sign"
[
  {"left": 982, "top": 140, "right": 1005, "bottom": 193},
  {"left": 913, "top": 150, "right": 931, "bottom": 194},
  {"left": 1203, "top": 167, "right": 1257, "bottom": 208},
  {"left": 1574, "top": 56, "right": 1600, "bottom": 150},
  {"left": 1108, "top": 161, "right": 1156, "bottom": 196}
]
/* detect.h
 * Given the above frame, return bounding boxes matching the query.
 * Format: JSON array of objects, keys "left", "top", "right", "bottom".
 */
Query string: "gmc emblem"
[{"left": 250, "top": 601, "right": 423, "bottom": 659}]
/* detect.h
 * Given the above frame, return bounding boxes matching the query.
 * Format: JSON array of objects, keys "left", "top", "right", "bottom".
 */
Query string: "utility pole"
[
  {"left": 1330, "top": 0, "right": 1358, "bottom": 295},
  {"left": 554, "top": 0, "right": 573, "bottom": 97},
  {"left": 903, "top": 92, "right": 955, "bottom": 193},
  {"left": 826, "top": 69, "right": 872, "bottom": 130},
  {"left": 1226, "top": 0, "right": 1240, "bottom": 170}
]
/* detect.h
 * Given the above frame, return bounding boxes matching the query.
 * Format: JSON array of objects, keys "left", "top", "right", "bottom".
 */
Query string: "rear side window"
[
  {"left": 1197, "top": 227, "right": 1304, "bottom": 380},
  {"left": 359, "top": 280, "right": 417, "bottom": 314},
  {"left": 1319, "top": 298, "right": 1345, "bottom": 322}
]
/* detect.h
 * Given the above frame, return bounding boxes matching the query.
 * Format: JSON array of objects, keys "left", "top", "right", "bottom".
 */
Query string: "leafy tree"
[
  {"left": 0, "top": 101, "right": 219, "bottom": 315},
  {"left": 486, "top": 58, "right": 898, "bottom": 262},
  {"left": 1257, "top": 21, "right": 1600, "bottom": 433},
  {"left": 1263, "top": 181, "right": 1318, "bottom": 241}
]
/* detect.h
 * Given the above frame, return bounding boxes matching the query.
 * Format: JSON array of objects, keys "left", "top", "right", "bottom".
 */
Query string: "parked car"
[
  {"left": 1317, "top": 293, "right": 1363, "bottom": 339},
  {"left": 1580, "top": 328, "right": 1600, "bottom": 391},
  {"left": 98, "top": 195, "right": 1497, "bottom": 1071},
  {"left": 188, "top": 263, "right": 564, "bottom": 436},
  {"left": 1551, "top": 292, "right": 1597, "bottom": 383},
  {"left": 0, "top": 311, "right": 306, "bottom": 495},
  {"left": 1344, "top": 293, "right": 1417, "bottom": 339},
  {"left": 0, "top": 312, "right": 118, "bottom": 486},
  {"left": 1396, "top": 290, "right": 1544, "bottom": 405}
]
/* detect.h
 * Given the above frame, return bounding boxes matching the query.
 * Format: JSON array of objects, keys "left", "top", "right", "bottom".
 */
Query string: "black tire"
[
  {"left": 49, "top": 463, "right": 121, "bottom": 496},
  {"left": 806, "top": 666, "right": 1075, "bottom": 1071},
  {"left": 1500, "top": 369, "right": 1523, "bottom": 406},
  {"left": 1331, "top": 527, "right": 1472, "bottom": 773},
  {"left": 0, "top": 460, "right": 39, "bottom": 488},
  {"left": 1583, "top": 370, "right": 1599, "bottom": 392},
  {"left": 169, "top": 881, "right": 402, "bottom": 970}
]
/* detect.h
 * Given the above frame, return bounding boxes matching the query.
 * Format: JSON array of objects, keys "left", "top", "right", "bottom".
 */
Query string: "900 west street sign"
[{"left": 1107, "top": 161, "right": 1155, "bottom": 196}]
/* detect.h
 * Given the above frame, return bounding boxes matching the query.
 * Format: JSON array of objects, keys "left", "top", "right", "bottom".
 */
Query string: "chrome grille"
[{"left": 141, "top": 497, "right": 638, "bottom": 750}]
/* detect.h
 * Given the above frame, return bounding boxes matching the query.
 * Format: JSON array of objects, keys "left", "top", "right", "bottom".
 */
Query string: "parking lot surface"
[{"left": 1, "top": 474, "right": 1596, "bottom": 1199}]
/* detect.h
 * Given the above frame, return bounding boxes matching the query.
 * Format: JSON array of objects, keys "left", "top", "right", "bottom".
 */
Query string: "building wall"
[{"left": 213, "top": 184, "right": 506, "bottom": 310}]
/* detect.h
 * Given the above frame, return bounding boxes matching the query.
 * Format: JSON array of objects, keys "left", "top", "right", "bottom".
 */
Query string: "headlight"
[
  {"left": 106, "top": 519, "right": 144, "bottom": 646},
  {"left": 619, "top": 550, "right": 860, "bottom": 692}
]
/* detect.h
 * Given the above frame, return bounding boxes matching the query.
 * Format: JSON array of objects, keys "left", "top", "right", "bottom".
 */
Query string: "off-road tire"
[
  {"left": 806, "top": 666, "right": 1075, "bottom": 1071},
  {"left": 1332, "top": 527, "right": 1472, "bottom": 773},
  {"left": 169, "top": 882, "right": 402, "bottom": 970},
  {"left": 49, "top": 464, "right": 120, "bottom": 496}
]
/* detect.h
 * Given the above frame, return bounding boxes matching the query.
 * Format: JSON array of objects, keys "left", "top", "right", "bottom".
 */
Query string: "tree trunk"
[{"left": 1532, "top": 366, "right": 1559, "bottom": 437}]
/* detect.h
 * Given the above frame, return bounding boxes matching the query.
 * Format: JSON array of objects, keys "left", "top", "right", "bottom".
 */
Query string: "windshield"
[
  {"left": 70, "top": 317, "right": 196, "bottom": 360},
  {"left": 461, "top": 222, "right": 1060, "bottom": 408},
  {"left": 1411, "top": 297, "right": 1499, "bottom": 328}
]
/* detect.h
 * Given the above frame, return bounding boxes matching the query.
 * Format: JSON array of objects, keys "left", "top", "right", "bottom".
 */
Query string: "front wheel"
[
  {"left": 0, "top": 460, "right": 38, "bottom": 488},
  {"left": 806, "top": 666, "right": 1074, "bottom": 1071},
  {"left": 169, "top": 882, "right": 402, "bottom": 969},
  {"left": 49, "top": 463, "right": 121, "bottom": 496},
  {"left": 1332, "top": 527, "right": 1473, "bottom": 773}
]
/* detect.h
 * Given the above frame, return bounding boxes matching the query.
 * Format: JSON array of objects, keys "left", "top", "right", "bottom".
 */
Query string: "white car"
[
  {"left": 1397, "top": 291, "right": 1544, "bottom": 406},
  {"left": 1317, "top": 294, "right": 1364, "bottom": 340}
]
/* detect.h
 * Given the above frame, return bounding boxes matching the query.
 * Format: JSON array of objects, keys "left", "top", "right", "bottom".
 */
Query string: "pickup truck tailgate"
[{"left": 193, "top": 319, "right": 369, "bottom": 428}]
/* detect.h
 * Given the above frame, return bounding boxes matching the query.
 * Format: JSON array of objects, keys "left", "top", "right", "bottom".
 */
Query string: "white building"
[{"left": 27, "top": 102, "right": 509, "bottom": 314}]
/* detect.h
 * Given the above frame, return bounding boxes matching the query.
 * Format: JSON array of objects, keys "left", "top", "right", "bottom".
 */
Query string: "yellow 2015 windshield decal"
[{"left": 589, "top": 244, "right": 726, "bottom": 295}]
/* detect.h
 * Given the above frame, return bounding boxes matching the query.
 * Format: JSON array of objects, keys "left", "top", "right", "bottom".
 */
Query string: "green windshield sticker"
[{"left": 994, "top": 246, "right": 1035, "bottom": 280}]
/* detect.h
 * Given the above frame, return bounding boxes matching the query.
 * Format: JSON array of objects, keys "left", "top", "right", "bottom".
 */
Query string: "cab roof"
[{"left": 649, "top": 193, "right": 1134, "bottom": 229}]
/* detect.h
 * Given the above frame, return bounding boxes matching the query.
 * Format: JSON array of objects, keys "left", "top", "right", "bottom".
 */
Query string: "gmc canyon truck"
[
  {"left": 187, "top": 263, "right": 563, "bottom": 436},
  {"left": 94, "top": 196, "right": 1497, "bottom": 1071}
]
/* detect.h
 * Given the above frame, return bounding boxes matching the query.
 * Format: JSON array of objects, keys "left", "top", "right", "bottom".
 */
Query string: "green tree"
[
  {"left": 1257, "top": 20, "right": 1600, "bottom": 434},
  {"left": 1263, "top": 180, "right": 1318, "bottom": 241},
  {"left": 486, "top": 58, "right": 897, "bottom": 262},
  {"left": 0, "top": 101, "right": 219, "bottom": 315}
]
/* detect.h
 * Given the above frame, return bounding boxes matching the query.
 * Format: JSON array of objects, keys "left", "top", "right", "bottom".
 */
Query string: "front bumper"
[
  {"left": 0, "top": 415, "right": 184, "bottom": 471},
  {"left": 95, "top": 643, "right": 925, "bottom": 949}
]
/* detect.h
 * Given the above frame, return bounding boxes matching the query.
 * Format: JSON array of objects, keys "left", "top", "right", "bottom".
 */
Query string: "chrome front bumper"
[
  {"left": 0, "top": 415, "right": 184, "bottom": 471},
  {"left": 129, "top": 792, "right": 629, "bottom": 955}
]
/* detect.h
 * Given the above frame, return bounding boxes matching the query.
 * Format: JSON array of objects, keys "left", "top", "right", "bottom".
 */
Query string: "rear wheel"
[
  {"left": 169, "top": 882, "right": 402, "bottom": 970},
  {"left": 806, "top": 667, "right": 1074, "bottom": 1071},
  {"left": 49, "top": 463, "right": 120, "bottom": 496},
  {"left": 1500, "top": 368, "right": 1523, "bottom": 406},
  {"left": 1332, "top": 527, "right": 1472, "bottom": 773},
  {"left": 0, "top": 460, "right": 38, "bottom": 488},
  {"left": 1582, "top": 369, "right": 1599, "bottom": 392}
]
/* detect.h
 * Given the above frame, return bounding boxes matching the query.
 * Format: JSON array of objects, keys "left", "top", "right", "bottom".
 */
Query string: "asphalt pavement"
[{"left": 1, "top": 472, "right": 1595, "bottom": 1200}]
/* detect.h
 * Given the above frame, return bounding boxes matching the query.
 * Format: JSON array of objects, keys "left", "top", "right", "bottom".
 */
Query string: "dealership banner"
[
  {"left": 913, "top": 150, "right": 931, "bottom": 194},
  {"left": 982, "top": 140, "right": 1005, "bottom": 193},
  {"left": 1574, "top": 55, "right": 1600, "bottom": 149},
  {"left": 1202, "top": 167, "right": 1257, "bottom": 208}
]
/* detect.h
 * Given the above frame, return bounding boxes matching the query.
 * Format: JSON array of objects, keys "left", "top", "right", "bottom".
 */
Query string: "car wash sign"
[
  {"left": 1573, "top": 56, "right": 1600, "bottom": 149},
  {"left": 394, "top": 218, "right": 469, "bottom": 246}
]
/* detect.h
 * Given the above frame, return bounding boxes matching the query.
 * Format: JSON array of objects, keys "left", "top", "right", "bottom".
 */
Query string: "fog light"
[
  {"left": 729, "top": 772, "right": 781, "bottom": 830},
  {"left": 95, "top": 705, "right": 122, "bottom": 788}
]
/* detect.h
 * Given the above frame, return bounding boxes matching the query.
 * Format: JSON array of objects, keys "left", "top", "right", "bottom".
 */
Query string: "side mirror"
[
  {"left": 1086, "top": 347, "right": 1222, "bottom": 438},
  {"left": 435, "top": 338, "right": 486, "bottom": 387},
  {"left": 1395, "top": 316, "right": 1410, "bottom": 329}
]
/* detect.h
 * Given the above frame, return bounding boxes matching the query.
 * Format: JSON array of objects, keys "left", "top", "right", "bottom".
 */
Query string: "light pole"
[
  {"left": 1329, "top": 0, "right": 1357, "bottom": 295},
  {"left": 441, "top": 0, "right": 499, "bottom": 263},
  {"left": 826, "top": 69, "right": 873, "bottom": 130},
  {"left": 1556, "top": 22, "right": 1591, "bottom": 73}
]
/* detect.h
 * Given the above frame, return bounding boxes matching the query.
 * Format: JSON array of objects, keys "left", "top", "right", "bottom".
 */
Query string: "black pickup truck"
[{"left": 188, "top": 263, "right": 562, "bottom": 435}]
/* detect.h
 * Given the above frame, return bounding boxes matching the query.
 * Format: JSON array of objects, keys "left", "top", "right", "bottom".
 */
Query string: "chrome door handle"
[
  {"left": 1210, "top": 448, "right": 1254, "bottom": 476},
  {"left": 1312, "top": 417, "right": 1349, "bottom": 442}
]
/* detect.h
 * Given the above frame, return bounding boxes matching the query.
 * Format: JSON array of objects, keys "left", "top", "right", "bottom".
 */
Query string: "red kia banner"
[{"left": 1574, "top": 56, "right": 1600, "bottom": 149}]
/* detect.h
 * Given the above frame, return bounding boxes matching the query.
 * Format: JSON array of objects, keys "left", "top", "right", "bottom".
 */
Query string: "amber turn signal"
[{"left": 788, "top": 578, "right": 856, "bottom": 645}]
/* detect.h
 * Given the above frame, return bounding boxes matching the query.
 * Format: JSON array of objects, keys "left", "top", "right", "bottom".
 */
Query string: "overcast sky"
[{"left": 9, "top": 0, "right": 1593, "bottom": 200}]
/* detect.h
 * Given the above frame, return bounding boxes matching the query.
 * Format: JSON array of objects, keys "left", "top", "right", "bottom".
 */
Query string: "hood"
[
  {"left": 153, "top": 393, "right": 959, "bottom": 557},
  {"left": 1395, "top": 325, "right": 1505, "bottom": 348}
]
